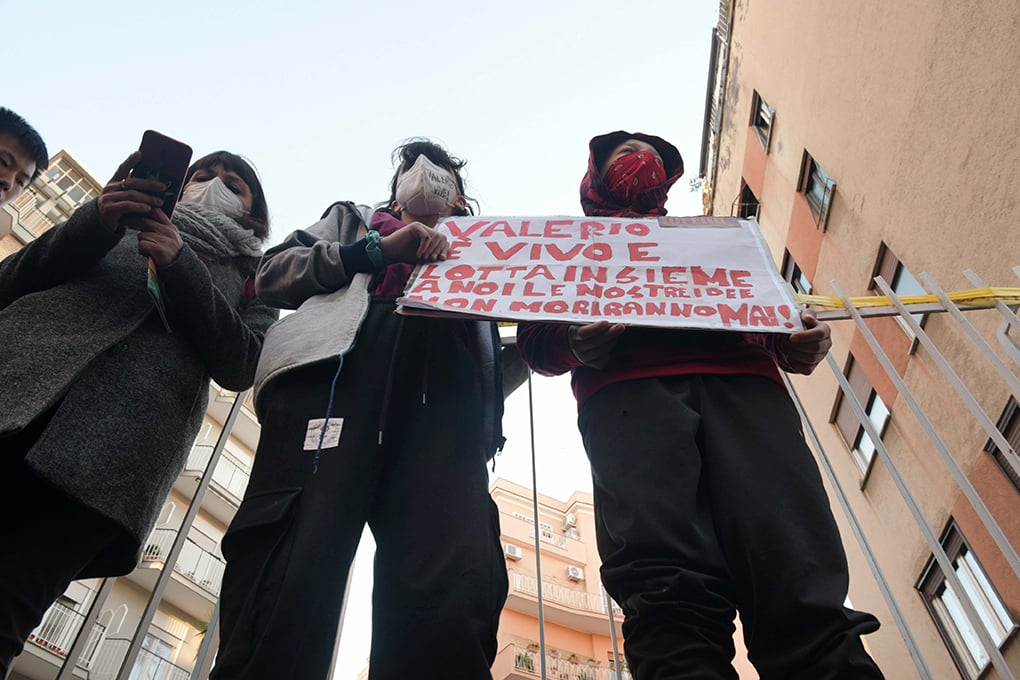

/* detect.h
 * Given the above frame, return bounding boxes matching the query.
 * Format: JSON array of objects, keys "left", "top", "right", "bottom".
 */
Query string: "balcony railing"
[
  {"left": 26, "top": 601, "right": 105, "bottom": 668},
  {"left": 132, "top": 647, "right": 192, "bottom": 680},
  {"left": 142, "top": 527, "right": 227, "bottom": 596},
  {"left": 90, "top": 639, "right": 191, "bottom": 680},
  {"left": 185, "top": 443, "right": 250, "bottom": 504},
  {"left": 511, "top": 571, "right": 622, "bottom": 618},
  {"left": 512, "top": 644, "right": 631, "bottom": 680}
]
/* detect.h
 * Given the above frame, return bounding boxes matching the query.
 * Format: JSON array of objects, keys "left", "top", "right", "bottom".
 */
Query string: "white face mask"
[
  {"left": 394, "top": 155, "right": 461, "bottom": 218},
  {"left": 181, "top": 176, "right": 245, "bottom": 217}
]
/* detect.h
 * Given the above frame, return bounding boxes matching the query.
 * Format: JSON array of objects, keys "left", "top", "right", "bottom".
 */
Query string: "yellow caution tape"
[{"left": 795, "top": 287, "right": 1020, "bottom": 310}]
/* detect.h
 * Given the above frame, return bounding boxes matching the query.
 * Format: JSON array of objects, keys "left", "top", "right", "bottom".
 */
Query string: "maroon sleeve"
[
  {"left": 515, "top": 322, "right": 583, "bottom": 377},
  {"left": 745, "top": 331, "right": 795, "bottom": 373}
]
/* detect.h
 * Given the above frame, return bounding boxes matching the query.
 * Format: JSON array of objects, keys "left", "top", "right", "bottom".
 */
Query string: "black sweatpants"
[
  {"left": 212, "top": 301, "right": 508, "bottom": 680},
  {"left": 578, "top": 374, "right": 883, "bottom": 680}
]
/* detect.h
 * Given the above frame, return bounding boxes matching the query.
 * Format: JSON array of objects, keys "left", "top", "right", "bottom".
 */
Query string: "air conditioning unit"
[
  {"left": 504, "top": 544, "right": 523, "bottom": 561},
  {"left": 562, "top": 512, "right": 577, "bottom": 530},
  {"left": 566, "top": 565, "right": 585, "bottom": 582}
]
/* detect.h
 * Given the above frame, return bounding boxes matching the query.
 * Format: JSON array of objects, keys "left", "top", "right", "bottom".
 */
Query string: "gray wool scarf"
[{"left": 173, "top": 203, "right": 263, "bottom": 267}]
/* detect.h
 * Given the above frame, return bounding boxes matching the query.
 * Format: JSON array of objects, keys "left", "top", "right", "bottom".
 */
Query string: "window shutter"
[{"left": 835, "top": 358, "right": 873, "bottom": 446}]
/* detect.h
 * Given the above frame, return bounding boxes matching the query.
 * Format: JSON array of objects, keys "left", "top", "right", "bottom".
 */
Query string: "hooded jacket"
[
  {"left": 253, "top": 201, "right": 505, "bottom": 458},
  {"left": 517, "top": 131, "right": 790, "bottom": 407}
]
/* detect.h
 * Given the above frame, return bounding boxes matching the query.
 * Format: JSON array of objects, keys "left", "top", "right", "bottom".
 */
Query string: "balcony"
[
  {"left": 89, "top": 639, "right": 191, "bottom": 680},
  {"left": 24, "top": 600, "right": 105, "bottom": 668},
  {"left": 178, "top": 443, "right": 251, "bottom": 524},
  {"left": 129, "top": 526, "right": 225, "bottom": 621},
  {"left": 494, "top": 643, "right": 631, "bottom": 680},
  {"left": 507, "top": 571, "right": 623, "bottom": 635},
  {"left": 141, "top": 527, "right": 226, "bottom": 597}
]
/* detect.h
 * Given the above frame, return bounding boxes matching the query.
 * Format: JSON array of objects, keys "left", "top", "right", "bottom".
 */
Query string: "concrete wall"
[{"left": 708, "top": 1, "right": 1020, "bottom": 677}]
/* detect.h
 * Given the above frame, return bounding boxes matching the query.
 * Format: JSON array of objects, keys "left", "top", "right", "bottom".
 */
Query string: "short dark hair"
[
  {"left": 184, "top": 151, "right": 269, "bottom": 240},
  {"left": 384, "top": 138, "right": 476, "bottom": 216},
  {"left": 0, "top": 108, "right": 49, "bottom": 181}
]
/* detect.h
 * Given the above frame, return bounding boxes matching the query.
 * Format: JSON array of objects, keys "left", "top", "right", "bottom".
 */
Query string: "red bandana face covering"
[
  {"left": 579, "top": 132, "right": 683, "bottom": 218},
  {"left": 604, "top": 150, "right": 669, "bottom": 205}
]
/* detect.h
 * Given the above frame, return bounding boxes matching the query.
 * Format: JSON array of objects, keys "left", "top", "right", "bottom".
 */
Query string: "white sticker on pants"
[{"left": 303, "top": 418, "right": 344, "bottom": 451}]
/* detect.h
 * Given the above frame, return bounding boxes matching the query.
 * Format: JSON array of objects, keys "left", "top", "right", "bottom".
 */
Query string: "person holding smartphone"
[
  {"left": 212, "top": 139, "right": 508, "bottom": 680},
  {"left": 0, "top": 146, "right": 278, "bottom": 676}
]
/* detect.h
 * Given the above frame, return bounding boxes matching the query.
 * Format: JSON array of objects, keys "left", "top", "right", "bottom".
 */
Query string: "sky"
[{"left": 6, "top": 1, "right": 719, "bottom": 676}]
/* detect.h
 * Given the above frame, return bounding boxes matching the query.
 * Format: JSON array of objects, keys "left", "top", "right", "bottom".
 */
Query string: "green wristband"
[{"left": 364, "top": 229, "right": 385, "bottom": 269}]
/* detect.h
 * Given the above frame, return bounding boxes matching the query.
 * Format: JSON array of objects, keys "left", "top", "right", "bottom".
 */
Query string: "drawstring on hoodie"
[
  {"left": 312, "top": 353, "right": 345, "bottom": 474},
  {"left": 422, "top": 338, "right": 430, "bottom": 405},
  {"left": 377, "top": 313, "right": 406, "bottom": 448}
]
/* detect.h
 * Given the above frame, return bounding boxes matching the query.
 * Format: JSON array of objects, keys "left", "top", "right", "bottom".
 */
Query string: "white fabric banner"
[{"left": 398, "top": 215, "right": 803, "bottom": 333}]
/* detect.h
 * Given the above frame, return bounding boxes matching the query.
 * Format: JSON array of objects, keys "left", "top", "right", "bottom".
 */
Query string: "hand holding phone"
[
  {"left": 124, "top": 130, "right": 192, "bottom": 334},
  {"left": 96, "top": 151, "right": 165, "bottom": 233},
  {"left": 130, "top": 130, "right": 193, "bottom": 217}
]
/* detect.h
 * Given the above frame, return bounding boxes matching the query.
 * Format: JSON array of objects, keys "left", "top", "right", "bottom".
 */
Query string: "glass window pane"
[
  {"left": 855, "top": 430, "right": 876, "bottom": 468},
  {"left": 867, "top": 395, "right": 889, "bottom": 433},
  {"left": 941, "top": 583, "right": 988, "bottom": 670},
  {"left": 958, "top": 551, "right": 1012, "bottom": 641},
  {"left": 796, "top": 270, "right": 813, "bottom": 294},
  {"left": 892, "top": 263, "right": 926, "bottom": 297}
]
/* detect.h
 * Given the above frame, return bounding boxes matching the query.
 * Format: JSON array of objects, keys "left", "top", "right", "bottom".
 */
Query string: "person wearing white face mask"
[
  {"left": 181, "top": 174, "right": 247, "bottom": 216},
  {"left": 212, "top": 139, "right": 510, "bottom": 680},
  {"left": 0, "top": 148, "right": 278, "bottom": 675}
]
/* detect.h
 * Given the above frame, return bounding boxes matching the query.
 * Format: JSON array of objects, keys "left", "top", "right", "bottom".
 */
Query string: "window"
[
  {"left": 129, "top": 634, "right": 178, "bottom": 680},
  {"left": 735, "top": 181, "right": 760, "bottom": 220},
  {"left": 852, "top": 391, "right": 890, "bottom": 474},
  {"left": 983, "top": 397, "right": 1020, "bottom": 493},
  {"left": 832, "top": 356, "right": 888, "bottom": 476},
  {"left": 918, "top": 522, "right": 1016, "bottom": 679},
  {"left": 36, "top": 158, "right": 99, "bottom": 223},
  {"left": 781, "top": 250, "right": 813, "bottom": 294},
  {"left": 872, "top": 244, "right": 928, "bottom": 338},
  {"left": 750, "top": 90, "right": 774, "bottom": 152},
  {"left": 798, "top": 151, "right": 835, "bottom": 229}
]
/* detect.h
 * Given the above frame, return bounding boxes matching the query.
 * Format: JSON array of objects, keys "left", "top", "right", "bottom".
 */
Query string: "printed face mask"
[
  {"left": 603, "top": 150, "right": 669, "bottom": 205},
  {"left": 180, "top": 176, "right": 245, "bottom": 217},
  {"left": 394, "top": 155, "right": 460, "bottom": 218}
]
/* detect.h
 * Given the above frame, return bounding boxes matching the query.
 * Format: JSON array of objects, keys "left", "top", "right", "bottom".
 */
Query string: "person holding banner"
[
  {"left": 212, "top": 139, "right": 508, "bottom": 680},
  {"left": 516, "top": 131, "right": 883, "bottom": 679}
]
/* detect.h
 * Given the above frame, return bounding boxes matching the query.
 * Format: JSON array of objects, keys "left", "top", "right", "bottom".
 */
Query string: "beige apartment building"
[
  {"left": 3, "top": 153, "right": 262, "bottom": 680},
  {"left": 490, "top": 478, "right": 627, "bottom": 680},
  {"left": 700, "top": 1, "right": 1019, "bottom": 679},
  {"left": 488, "top": 478, "right": 757, "bottom": 679}
]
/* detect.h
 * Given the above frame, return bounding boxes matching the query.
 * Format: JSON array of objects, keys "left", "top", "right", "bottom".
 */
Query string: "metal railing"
[
  {"left": 26, "top": 601, "right": 105, "bottom": 668},
  {"left": 89, "top": 639, "right": 191, "bottom": 680},
  {"left": 142, "top": 527, "right": 227, "bottom": 596},
  {"left": 512, "top": 571, "right": 623, "bottom": 618},
  {"left": 184, "top": 443, "right": 250, "bottom": 504},
  {"left": 512, "top": 644, "right": 631, "bottom": 680},
  {"left": 789, "top": 270, "right": 1020, "bottom": 680}
]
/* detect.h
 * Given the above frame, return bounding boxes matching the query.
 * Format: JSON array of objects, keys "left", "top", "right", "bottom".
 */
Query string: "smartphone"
[{"left": 130, "top": 130, "right": 193, "bottom": 217}]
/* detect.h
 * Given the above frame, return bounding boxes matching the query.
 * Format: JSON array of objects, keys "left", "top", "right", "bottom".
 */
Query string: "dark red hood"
[{"left": 579, "top": 130, "right": 684, "bottom": 217}]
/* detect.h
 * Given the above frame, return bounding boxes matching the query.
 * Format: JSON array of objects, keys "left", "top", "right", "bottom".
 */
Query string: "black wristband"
[{"left": 339, "top": 240, "right": 377, "bottom": 274}]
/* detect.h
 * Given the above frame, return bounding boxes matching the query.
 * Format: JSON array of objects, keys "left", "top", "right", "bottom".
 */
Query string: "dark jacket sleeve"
[
  {"left": 515, "top": 321, "right": 583, "bottom": 377},
  {"left": 0, "top": 200, "right": 124, "bottom": 310},
  {"left": 158, "top": 245, "right": 280, "bottom": 391}
]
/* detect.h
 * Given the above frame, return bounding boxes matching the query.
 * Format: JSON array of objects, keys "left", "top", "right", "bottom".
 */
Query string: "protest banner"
[{"left": 398, "top": 215, "right": 803, "bottom": 333}]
